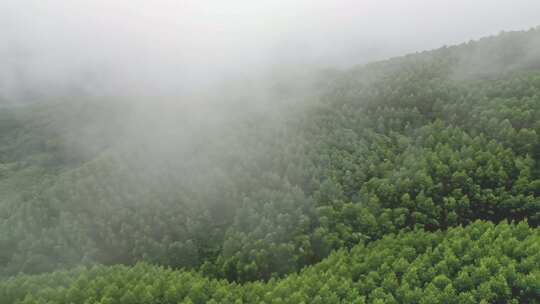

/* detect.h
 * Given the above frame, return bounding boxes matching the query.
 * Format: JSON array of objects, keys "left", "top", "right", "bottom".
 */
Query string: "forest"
[{"left": 1, "top": 28, "right": 540, "bottom": 303}]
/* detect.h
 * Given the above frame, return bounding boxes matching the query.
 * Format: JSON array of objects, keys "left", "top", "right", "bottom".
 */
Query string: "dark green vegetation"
[
  {"left": 2, "top": 28, "right": 540, "bottom": 303},
  {"left": 2, "top": 221, "right": 540, "bottom": 303}
]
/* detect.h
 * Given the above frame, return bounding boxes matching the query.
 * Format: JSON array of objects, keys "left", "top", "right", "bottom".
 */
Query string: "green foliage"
[
  {"left": 2, "top": 27, "right": 540, "bottom": 302},
  {"left": 2, "top": 221, "right": 540, "bottom": 303}
]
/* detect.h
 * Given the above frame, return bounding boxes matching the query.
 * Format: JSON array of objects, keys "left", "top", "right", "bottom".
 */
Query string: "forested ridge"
[{"left": 2, "top": 28, "right": 540, "bottom": 303}]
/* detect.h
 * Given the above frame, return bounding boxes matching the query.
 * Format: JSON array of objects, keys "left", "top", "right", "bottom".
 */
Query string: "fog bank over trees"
[{"left": 1, "top": 0, "right": 540, "bottom": 101}]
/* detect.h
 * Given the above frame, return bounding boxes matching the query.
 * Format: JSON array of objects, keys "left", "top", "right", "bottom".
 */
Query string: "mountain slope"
[
  {"left": 2, "top": 221, "right": 539, "bottom": 303},
  {"left": 1, "top": 28, "right": 540, "bottom": 301}
]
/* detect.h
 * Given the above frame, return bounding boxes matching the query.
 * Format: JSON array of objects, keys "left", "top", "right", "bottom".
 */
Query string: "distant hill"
[{"left": 1, "top": 27, "right": 540, "bottom": 303}]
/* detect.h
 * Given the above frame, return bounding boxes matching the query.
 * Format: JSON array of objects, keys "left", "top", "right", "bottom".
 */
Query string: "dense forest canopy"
[{"left": 2, "top": 28, "right": 540, "bottom": 303}]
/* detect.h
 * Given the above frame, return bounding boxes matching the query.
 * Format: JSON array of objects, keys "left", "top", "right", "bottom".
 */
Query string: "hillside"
[
  {"left": 1, "top": 28, "right": 540, "bottom": 303},
  {"left": 2, "top": 221, "right": 539, "bottom": 303}
]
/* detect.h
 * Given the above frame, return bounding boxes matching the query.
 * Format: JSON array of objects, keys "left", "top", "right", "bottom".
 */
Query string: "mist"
[
  {"left": 2, "top": 0, "right": 540, "bottom": 102},
  {"left": 2, "top": 0, "right": 540, "bottom": 291},
  {"left": 2, "top": 0, "right": 540, "bottom": 191}
]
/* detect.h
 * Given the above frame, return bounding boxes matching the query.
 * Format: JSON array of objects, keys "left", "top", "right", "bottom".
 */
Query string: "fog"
[
  {"left": 2, "top": 0, "right": 540, "bottom": 281},
  {"left": 1, "top": 0, "right": 540, "bottom": 179},
  {"left": 1, "top": 0, "right": 540, "bottom": 101}
]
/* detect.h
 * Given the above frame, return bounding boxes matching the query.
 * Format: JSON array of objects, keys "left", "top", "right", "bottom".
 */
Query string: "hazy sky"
[{"left": 1, "top": 0, "right": 540, "bottom": 98}]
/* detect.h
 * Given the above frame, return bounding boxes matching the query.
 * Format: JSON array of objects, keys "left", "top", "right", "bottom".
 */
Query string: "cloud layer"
[{"left": 1, "top": 0, "right": 539, "bottom": 100}]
